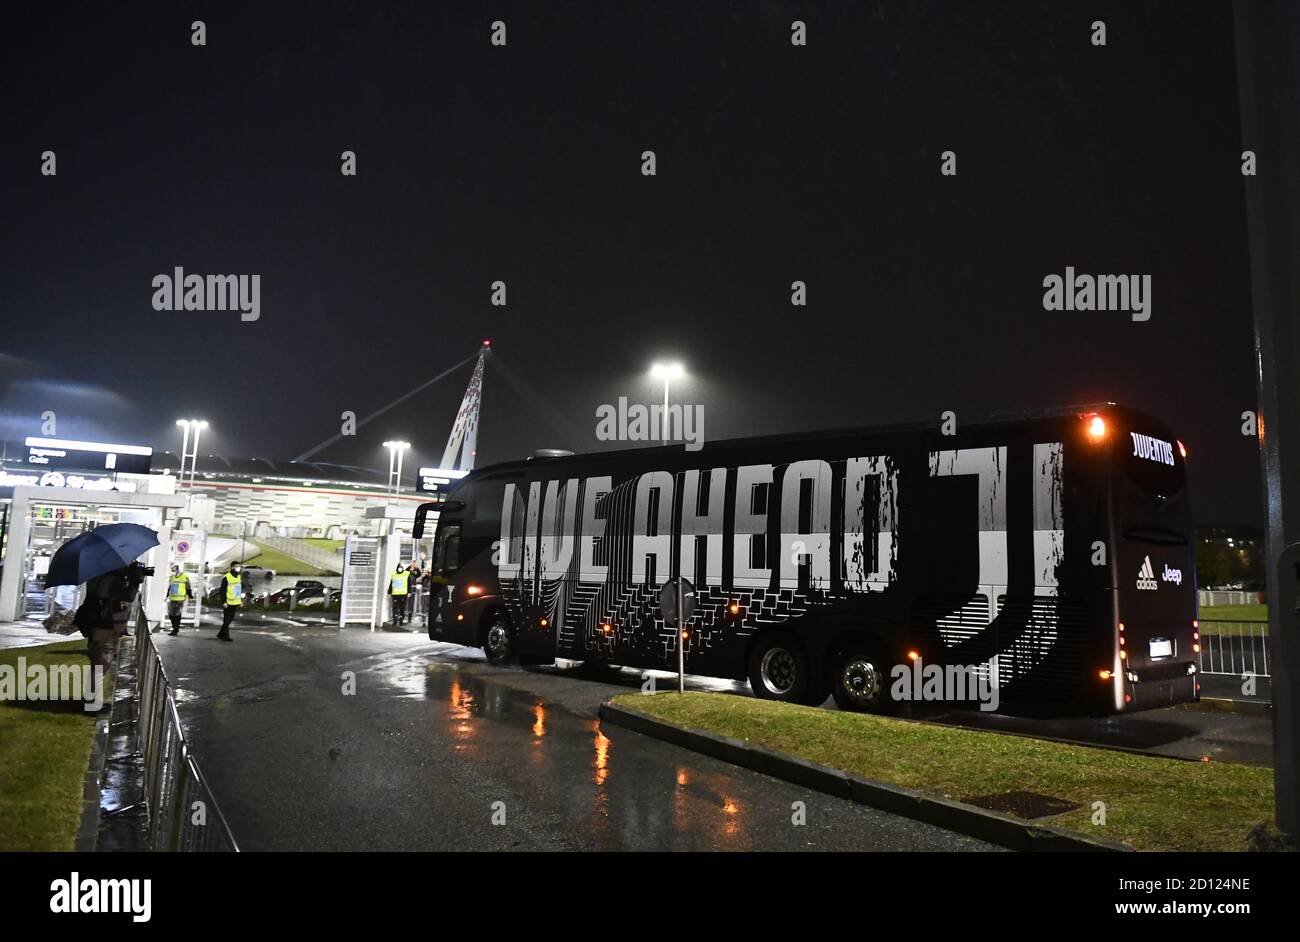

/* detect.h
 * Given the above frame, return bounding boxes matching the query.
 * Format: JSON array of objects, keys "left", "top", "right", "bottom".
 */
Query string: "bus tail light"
[
  {"left": 465, "top": 585, "right": 483, "bottom": 597},
  {"left": 1178, "top": 440, "right": 1187, "bottom": 458},
  {"left": 907, "top": 650, "right": 920, "bottom": 661},
  {"left": 1099, "top": 670, "right": 1112, "bottom": 680}
]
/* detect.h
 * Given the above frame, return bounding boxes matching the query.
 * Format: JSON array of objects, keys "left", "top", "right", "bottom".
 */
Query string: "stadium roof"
[{"left": 149, "top": 451, "right": 388, "bottom": 488}]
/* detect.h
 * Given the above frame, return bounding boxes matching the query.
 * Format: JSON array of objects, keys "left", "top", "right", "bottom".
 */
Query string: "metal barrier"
[
  {"left": 1197, "top": 619, "right": 1271, "bottom": 678},
  {"left": 133, "top": 615, "right": 240, "bottom": 851},
  {"left": 1197, "top": 590, "right": 1265, "bottom": 607}
]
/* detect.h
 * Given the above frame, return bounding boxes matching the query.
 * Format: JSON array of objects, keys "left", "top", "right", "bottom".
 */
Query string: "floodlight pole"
[{"left": 1234, "top": 0, "right": 1300, "bottom": 836}]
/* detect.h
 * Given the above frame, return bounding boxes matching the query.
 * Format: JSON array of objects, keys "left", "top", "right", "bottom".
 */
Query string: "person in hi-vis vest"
[
  {"left": 166, "top": 564, "right": 191, "bottom": 636},
  {"left": 389, "top": 564, "right": 411, "bottom": 626},
  {"left": 216, "top": 562, "right": 245, "bottom": 642}
]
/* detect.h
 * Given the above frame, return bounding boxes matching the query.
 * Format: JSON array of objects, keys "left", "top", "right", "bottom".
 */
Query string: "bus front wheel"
[
  {"left": 748, "top": 631, "right": 820, "bottom": 705},
  {"left": 483, "top": 614, "right": 516, "bottom": 666}
]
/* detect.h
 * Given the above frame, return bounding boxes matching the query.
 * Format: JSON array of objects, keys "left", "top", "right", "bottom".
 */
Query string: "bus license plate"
[{"left": 1149, "top": 638, "right": 1173, "bottom": 659}]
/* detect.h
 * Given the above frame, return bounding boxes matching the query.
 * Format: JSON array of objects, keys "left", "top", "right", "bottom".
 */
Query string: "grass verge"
[
  {"left": 0, "top": 640, "right": 101, "bottom": 851},
  {"left": 1200, "top": 603, "right": 1268, "bottom": 627},
  {"left": 610, "top": 691, "right": 1274, "bottom": 851},
  {"left": 302, "top": 538, "right": 345, "bottom": 552},
  {"left": 243, "top": 541, "right": 327, "bottom": 576}
]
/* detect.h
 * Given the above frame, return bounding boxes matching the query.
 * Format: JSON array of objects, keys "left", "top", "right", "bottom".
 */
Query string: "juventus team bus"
[{"left": 413, "top": 404, "right": 1200, "bottom": 715}]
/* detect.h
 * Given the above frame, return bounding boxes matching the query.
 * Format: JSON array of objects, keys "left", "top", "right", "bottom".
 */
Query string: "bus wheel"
[
  {"left": 483, "top": 614, "right": 515, "bottom": 666},
  {"left": 830, "top": 642, "right": 892, "bottom": 713},
  {"left": 748, "top": 631, "right": 812, "bottom": 704}
]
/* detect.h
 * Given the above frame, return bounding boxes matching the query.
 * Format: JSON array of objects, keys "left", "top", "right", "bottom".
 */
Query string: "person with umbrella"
[
  {"left": 47, "top": 523, "right": 159, "bottom": 705},
  {"left": 215, "top": 561, "right": 245, "bottom": 641}
]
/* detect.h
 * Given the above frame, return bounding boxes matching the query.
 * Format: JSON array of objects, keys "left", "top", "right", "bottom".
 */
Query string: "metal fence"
[
  {"left": 1198, "top": 590, "right": 1265, "bottom": 607},
  {"left": 1196, "top": 619, "right": 1271, "bottom": 678},
  {"left": 134, "top": 615, "right": 240, "bottom": 851}
]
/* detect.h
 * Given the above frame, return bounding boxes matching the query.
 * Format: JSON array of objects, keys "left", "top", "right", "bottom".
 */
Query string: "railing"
[
  {"left": 133, "top": 614, "right": 240, "bottom": 851},
  {"left": 1196, "top": 619, "right": 1271, "bottom": 678},
  {"left": 1197, "top": 589, "right": 1265, "bottom": 607}
]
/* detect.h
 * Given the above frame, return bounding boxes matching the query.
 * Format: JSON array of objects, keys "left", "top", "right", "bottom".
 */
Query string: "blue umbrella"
[{"left": 45, "top": 523, "right": 160, "bottom": 588}]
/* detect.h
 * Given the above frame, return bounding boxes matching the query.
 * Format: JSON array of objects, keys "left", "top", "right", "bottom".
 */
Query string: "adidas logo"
[{"left": 1136, "top": 556, "right": 1159, "bottom": 591}]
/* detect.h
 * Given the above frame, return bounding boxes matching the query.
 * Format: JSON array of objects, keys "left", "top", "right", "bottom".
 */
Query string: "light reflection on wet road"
[{"left": 155, "top": 625, "right": 1000, "bottom": 852}]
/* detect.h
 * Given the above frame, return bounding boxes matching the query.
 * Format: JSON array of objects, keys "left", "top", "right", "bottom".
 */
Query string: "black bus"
[{"left": 413, "top": 404, "right": 1199, "bottom": 715}]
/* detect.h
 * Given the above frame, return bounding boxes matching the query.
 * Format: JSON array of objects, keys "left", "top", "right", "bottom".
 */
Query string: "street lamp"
[
  {"left": 175, "top": 419, "right": 209, "bottom": 490},
  {"left": 649, "top": 362, "right": 685, "bottom": 444},
  {"left": 382, "top": 440, "right": 411, "bottom": 501}
]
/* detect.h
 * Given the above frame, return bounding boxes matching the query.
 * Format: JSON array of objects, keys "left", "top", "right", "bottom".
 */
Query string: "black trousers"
[
  {"left": 391, "top": 595, "right": 407, "bottom": 624},
  {"left": 219, "top": 605, "right": 239, "bottom": 637},
  {"left": 167, "top": 601, "right": 183, "bottom": 632}
]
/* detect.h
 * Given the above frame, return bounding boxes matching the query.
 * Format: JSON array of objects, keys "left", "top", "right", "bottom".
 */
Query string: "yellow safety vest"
[
  {"left": 168, "top": 575, "right": 189, "bottom": 600},
  {"left": 224, "top": 573, "right": 244, "bottom": 606},
  {"left": 390, "top": 571, "right": 410, "bottom": 596}
]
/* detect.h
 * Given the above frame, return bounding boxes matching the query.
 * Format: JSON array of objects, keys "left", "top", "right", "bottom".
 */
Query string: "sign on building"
[{"left": 24, "top": 437, "right": 153, "bottom": 475}]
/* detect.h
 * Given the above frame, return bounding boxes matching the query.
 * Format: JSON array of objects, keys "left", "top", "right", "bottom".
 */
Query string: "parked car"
[{"left": 266, "top": 584, "right": 330, "bottom": 607}]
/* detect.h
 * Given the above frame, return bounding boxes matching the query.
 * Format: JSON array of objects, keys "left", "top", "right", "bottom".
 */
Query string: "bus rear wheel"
[
  {"left": 482, "top": 614, "right": 516, "bottom": 666},
  {"left": 748, "top": 631, "right": 821, "bottom": 705},
  {"left": 830, "top": 641, "right": 893, "bottom": 713}
]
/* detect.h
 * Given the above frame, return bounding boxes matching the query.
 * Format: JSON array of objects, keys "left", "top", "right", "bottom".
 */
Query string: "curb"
[
  {"left": 1187, "top": 697, "right": 1272, "bottom": 717},
  {"left": 74, "top": 646, "right": 121, "bottom": 853},
  {"left": 599, "top": 701, "right": 1132, "bottom": 853}
]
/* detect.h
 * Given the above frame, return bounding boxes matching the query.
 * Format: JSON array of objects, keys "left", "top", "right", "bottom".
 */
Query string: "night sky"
[{"left": 1, "top": 1, "right": 1262, "bottom": 524}]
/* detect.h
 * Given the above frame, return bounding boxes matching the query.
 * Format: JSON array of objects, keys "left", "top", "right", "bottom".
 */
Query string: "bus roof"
[{"left": 453, "top": 401, "right": 1156, "bottom": 484}]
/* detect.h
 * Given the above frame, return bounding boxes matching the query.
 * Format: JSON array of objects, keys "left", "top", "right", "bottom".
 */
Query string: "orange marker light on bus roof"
[
  {"left": 1085, "top": 414, "right": 1106, "bottom": 440},
  {"left": 1099, "top": 670, "right": 1112, "bottom": 680},
  {"left": 907, "top": 650, "right": 920, "bottom": 661},
  {"left": 465, "top": 585, "right": 483, "bottom": 596},
  {"left": 1178, "top": 439, "right": 1187, "bottom": 458}
]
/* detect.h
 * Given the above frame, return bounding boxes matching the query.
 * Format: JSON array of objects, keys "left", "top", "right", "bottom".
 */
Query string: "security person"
[
  {"left": 389, "top": 563, "right": 411, "bottom": 626},
  {"left": 216, "top": 561, "right": 245, "bottom": 642},
  {"left": 166, "top": 564, "right": 191, "bottom": 636}
]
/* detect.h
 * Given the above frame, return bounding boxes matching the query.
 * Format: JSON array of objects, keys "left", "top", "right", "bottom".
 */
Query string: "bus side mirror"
[{"left": 413, "top": 503, "right": 434, "bottom": 540}]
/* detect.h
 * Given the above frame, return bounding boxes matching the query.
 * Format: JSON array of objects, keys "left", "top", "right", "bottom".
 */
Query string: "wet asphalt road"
[{"left": 155, "top": 622, "right": 1001, "bottom": 851}]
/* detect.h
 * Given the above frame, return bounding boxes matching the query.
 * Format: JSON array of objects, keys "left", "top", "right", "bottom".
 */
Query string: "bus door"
[{"left": 504, "top": 480, "right": 559, "bottom": 661}]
